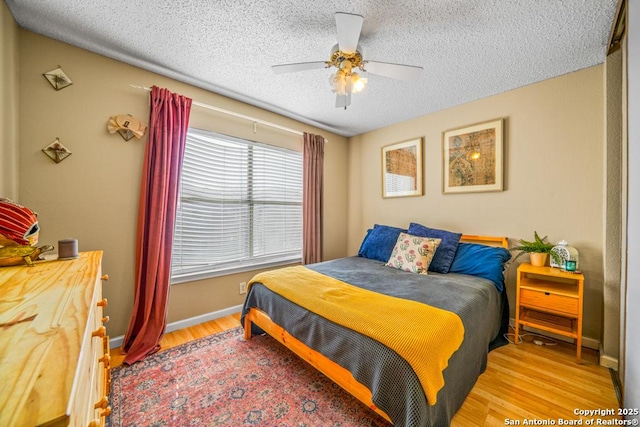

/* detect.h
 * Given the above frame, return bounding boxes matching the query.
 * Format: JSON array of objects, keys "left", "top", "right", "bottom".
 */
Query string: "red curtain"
[
  {"left": 122, "top": 86, "right": 192, "bottom": 364},
  {"left": 302, "top": 132, "right": 325, "bottom": 264}
]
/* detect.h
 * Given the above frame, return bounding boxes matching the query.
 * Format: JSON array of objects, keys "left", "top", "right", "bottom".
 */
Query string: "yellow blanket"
[{"left": 248, "top": 265, "right": 464, "bottom": 405}]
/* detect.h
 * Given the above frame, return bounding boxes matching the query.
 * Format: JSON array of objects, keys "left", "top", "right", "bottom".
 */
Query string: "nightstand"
[{"left": 514, "top": 262, "right": 584, "bottom": 363}]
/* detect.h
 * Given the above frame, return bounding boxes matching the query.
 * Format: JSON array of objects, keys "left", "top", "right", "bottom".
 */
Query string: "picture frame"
[
  {"left": 442, "top": 118, "right": 504, "bottom": 194},
  {"left": 381, "top": 137, "right": 423, "bottom": 198}
]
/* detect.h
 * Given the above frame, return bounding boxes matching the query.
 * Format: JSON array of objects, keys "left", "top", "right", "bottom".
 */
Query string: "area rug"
[{"left": 108, "top": 327, "right": 388, "bottom": 426}]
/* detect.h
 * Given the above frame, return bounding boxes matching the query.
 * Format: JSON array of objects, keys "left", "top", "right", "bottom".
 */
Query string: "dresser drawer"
[{"left": 520, "top": 288, "right": 579, "bottom": 317}]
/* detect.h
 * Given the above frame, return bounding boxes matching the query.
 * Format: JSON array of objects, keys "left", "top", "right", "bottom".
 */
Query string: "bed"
[{"left": 241, "top": 225, "right": 511, "bottom": 427}]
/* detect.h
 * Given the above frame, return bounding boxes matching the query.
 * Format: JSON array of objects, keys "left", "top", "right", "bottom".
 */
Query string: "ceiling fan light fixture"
[
  {"left": 339, "top": 59, "right": 353, "bottom": 72},
  {"left": 351, "top": 73, "right": 367, "bottom": 93},
  {"left": 329, "top": 70, "right": 347, "bottom": 95},
  {"left": 329, "top": 69, "right": 367, "bottom": 95}
]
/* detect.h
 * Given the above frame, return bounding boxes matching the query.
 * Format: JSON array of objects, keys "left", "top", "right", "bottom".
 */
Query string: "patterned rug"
[{"left": 108, "top": 327, "right": 389, "bottom": 426}]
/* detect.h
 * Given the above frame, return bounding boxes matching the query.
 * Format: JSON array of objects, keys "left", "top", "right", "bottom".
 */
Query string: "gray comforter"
[{"left": 241, "top": 256, "right": 507, "bottom": 427}]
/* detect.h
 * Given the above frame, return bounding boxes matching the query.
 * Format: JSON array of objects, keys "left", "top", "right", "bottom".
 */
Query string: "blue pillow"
[
  {"left": 357, "top": 228, "right": 373, "bottom": 255},
  {"left": 358, "top": 224, "right": 406, "bottom": 262},
  {"left": 449, "top": 243, "right": 512, "bottom": 292},
  {"left": 407, "top": 223, "right": 462, "bottom": 273}
]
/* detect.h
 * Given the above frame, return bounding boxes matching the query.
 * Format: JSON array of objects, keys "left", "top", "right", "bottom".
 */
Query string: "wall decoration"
[
  {"left": 43, "top": 67, "right": 73, "bottom": 90},
  {"left": 442, "top": 118, "right": 504, "bottom": 194},
  {"left": 381, "top": 138, "right": 423, "bottom": 198},
  {"left": 42, "top": 138, "right": 72, "bottom": 163},
  {"left": 107, "top": 114, "right": 147, "bottom": 141}
]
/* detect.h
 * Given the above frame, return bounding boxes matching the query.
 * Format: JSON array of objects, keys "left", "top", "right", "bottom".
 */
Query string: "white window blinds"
[{"left": 171, "top": 128, "right": 302, "bottom": 283}]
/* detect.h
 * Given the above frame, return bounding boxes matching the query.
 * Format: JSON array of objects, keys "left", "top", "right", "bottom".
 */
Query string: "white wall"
[{"left": 624, "top": 0, "right": 640, "bottom": 413}]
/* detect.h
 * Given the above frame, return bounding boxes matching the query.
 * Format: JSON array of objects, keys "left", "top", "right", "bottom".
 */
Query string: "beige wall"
[
  {"left": 0, "top": 0, "right": 18, "bottom": 199},
  {"left": 624, "top": 0, "right": 640, "bottom": 405},
  {"left": 348, "top": 65, "right": 605, "bottom": 341},
  {"left": 16, "top": 30, "right": 349, "bottom": 337},
  {"left": 603, "top": 48, "right": 623, "bottom": 365},
  {"left": 7, "top": 19, "right": 612, "bottom": 346}
]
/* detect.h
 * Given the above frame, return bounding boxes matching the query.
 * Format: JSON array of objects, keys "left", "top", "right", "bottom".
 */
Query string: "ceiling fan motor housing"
[{"left": 328, "top": 44, "right": 365, "bottom": 71}]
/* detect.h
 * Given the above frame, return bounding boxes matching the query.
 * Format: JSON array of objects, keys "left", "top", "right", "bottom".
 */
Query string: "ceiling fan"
[{"left": 272, "top": 12, "right": 423, "bottom": 109}]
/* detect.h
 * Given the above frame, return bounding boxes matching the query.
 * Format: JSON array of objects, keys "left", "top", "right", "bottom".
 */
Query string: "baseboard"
[
  {"left": 508, "top": 317, "right": 600, "bottom": 350},
  {"left": 109, "top": 305, "right": 244, "bottom": 349},
  {"left": 609, "top": 368, "right": 623, "bottom": 407},
  {"left": 109, "top": 334, "right": 125, "bottom": 349},
  {"left": 599, "top": 353, "right": 619, "bottom": 370}
]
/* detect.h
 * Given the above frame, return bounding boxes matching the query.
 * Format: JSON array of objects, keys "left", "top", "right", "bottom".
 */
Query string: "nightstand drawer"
[{"left": 520, "top": 288, "right": 579, "bottom": 316}]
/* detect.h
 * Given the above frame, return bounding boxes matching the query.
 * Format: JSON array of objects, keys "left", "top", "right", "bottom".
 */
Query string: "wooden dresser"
[{"left": 0, "top": 251, "right": 111, "bottom": 426}]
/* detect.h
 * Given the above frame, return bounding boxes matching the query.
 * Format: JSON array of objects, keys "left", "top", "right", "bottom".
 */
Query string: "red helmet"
[{"left": 0, "top": 199, "right": 39, "bottom": 246}]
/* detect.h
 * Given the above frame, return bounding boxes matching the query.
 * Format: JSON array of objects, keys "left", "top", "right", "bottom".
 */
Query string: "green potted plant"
[{"left": 510, "top": 231, "right": 554, "bottom": 267}]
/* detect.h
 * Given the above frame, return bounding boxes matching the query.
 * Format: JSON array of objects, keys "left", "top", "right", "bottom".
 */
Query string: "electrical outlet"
[{"left": 239, "top": 282, "right": 247, "bottom": 294}]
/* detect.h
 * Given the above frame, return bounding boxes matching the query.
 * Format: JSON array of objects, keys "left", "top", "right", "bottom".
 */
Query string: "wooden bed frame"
[{"left": 243, "top": 234, "right": 509, "bottom": 423}]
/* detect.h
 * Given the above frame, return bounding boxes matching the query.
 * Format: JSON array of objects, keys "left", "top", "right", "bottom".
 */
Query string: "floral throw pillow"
[{"left": 385, "top": 232, "right": 442, "bottom": 274}]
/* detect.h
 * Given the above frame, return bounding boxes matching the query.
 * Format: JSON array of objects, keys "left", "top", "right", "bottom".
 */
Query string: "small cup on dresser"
[{"left": 58, "top": 239, "right": 79, "bottom": 259}]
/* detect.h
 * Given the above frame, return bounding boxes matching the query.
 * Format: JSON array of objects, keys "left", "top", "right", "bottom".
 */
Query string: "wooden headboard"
[{"left": 461, "top": 234, "right": 509, "bottom": 248}]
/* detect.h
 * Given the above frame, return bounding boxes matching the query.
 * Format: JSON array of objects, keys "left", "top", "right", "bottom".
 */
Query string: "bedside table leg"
[
  {"left": 576, "top": 293, "right": 583, "bottom": 364},
  {"left": 514, "top": 273, "right": 521, "bottom": 345},
  {"left": 514, "top": 304, "right": 520, "bottom": 345},
  {"left": 576, "top": 336, "right": 582, "bottom": 364},
  {"left": 576, "top": 309, "right": 583, "bottom": 363},
  {"left": 577, "top": 347, "right": 581, "bottom": 363}
]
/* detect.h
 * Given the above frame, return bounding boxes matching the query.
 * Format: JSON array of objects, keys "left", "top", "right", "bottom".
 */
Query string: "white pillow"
[{"left": 385, "top": 232, "right": 442, "bottom": 274}]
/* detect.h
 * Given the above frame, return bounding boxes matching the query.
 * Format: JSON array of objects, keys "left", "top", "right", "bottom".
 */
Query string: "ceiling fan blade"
[
  {"left": 365, "top": 61, "right": 423, "bottom": 81},
  {"left": 335, "top": 92, "right": 351, "bottom": 109},
  {"left": 335, "top": 12, "right": 363, "bottom": 54},
  {"left": 272, "top": 61, "right": 327, "bottom": 74}
]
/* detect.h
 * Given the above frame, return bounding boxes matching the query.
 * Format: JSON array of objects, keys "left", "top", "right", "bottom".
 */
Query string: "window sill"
[{"left": 171, "top": 257, "right": 302, "bottom": 285}]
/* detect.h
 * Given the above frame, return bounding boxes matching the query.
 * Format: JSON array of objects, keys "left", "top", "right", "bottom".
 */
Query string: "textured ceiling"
[{"left": 6, "top": 0, "right": 618, "bottom": 137}]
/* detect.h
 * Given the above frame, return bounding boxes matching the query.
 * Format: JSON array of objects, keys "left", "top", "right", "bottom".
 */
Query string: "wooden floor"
[{"left": 111, "top": 314, "right": 620, "bottom": 426}]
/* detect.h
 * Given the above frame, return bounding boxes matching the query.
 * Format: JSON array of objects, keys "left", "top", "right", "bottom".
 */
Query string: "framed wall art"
[
  {"left": 381, "top": 137, "right": 423, "bottom": 198},
  {"left": 442, "top": 118, "right": 504, "bottom": 194}
]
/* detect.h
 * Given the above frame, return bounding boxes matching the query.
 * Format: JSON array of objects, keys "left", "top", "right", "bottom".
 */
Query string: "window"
[{"left": 171, "top": 128, "right": 302, "bottom": 283}]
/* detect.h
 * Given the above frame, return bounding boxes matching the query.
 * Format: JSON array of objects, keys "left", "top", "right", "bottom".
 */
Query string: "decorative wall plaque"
[
  {"left": 42, "top": 138, "right": 72, "bottom": 163},
  {"left": 43, "top": 67, "right": 73, "bottom": 91}
]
